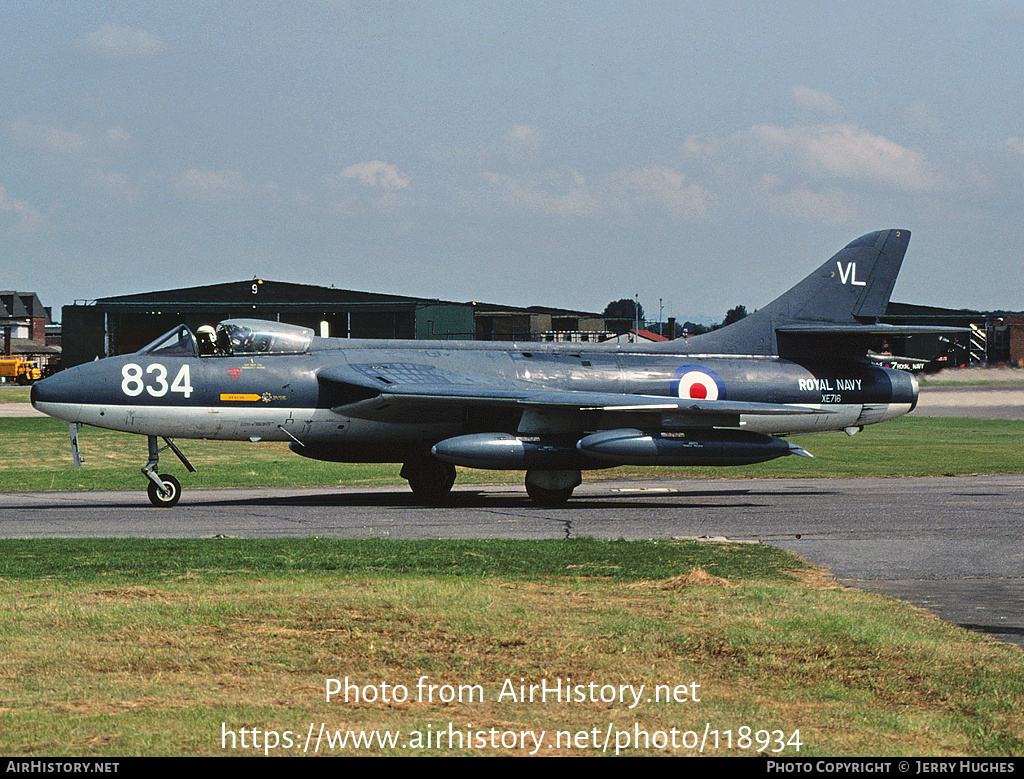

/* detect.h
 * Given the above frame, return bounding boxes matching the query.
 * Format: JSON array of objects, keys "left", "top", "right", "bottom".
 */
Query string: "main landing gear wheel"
[
  {"left": 147, "top": 474, "right": 181, "bottom": 507},
  {"left": 524, "top": 469, "right": 581, "bottom": 506},
  {"left": 401, "top": 458, "right": 457, "bottom": 503},
  {"left": 525, "top": 481, "right": 574, "bottom": 506}
]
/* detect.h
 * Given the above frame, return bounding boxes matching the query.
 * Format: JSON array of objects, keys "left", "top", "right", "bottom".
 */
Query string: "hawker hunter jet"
[{"left": 33, "top": 229, "right": 947, "bottom": 506}]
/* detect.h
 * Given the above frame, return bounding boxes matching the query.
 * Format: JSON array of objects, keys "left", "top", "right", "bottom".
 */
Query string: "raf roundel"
[{"left": 671, "top": 366, "right": 726, "bottom": 401}]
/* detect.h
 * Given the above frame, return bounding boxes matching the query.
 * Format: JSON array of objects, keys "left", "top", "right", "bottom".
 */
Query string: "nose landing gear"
[
  {"left": 142, "top": 436, "right": 195, "bottom": 507},
  {"left": 146, "top": 472, "right": 182, "bottom": 507}
]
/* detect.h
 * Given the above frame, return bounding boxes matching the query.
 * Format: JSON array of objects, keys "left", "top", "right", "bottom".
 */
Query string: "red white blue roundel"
[{"left": 671, "top": 365, "right": 726, "bottom": 401}]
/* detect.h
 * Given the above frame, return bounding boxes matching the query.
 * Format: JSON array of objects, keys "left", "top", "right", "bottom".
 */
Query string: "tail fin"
[{"left": 667, "top": 229, "right": 911, "bottom": 358}]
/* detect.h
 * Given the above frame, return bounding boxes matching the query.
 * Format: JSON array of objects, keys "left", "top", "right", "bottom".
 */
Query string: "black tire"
[
  {"left": 525, "top": 480, "right": 574, "bottom": 506},
  {"left": 403, "top": 459, "right": 457, "bottom": 503},
  {"left": 147, "top": 474, "right": 182, "bottom": 507}
]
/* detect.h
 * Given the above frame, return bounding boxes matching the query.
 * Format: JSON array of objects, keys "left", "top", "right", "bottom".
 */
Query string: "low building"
[
  {"left": 1, "top": 291, "right": 60, "bottom": 374},
  {"left": 601, "top": 329, "right": 669, "bottom": 345},
  {"left": 473, "top": 303, "right": 609, "bottom": 342},
  {"left": 60, "top": 281, "right": 620, "bottom": 367},
  {"left": 1, "top": 291, "right": 50, "bottom": 345}
]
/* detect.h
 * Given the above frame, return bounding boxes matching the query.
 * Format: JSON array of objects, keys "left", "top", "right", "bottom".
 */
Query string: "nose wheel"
[
  {"left": 147, "top": 474, "right": 182, "bottom": 507},
  {"left": 142, "top": 436, "right": 194, "bottom": 507}
]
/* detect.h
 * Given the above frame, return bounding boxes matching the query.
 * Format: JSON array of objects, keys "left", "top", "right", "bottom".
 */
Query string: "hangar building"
[
  {"left": 61, "top": 280, "right": 476, "bottom": 368},
  {"left": 881, "top": 302, "right": 1021, "bottom": 367},
  {"left": 60, "top": 279, "right": 612, "bottom": 369}
]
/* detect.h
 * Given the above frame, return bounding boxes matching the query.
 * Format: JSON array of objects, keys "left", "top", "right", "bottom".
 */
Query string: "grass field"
[
  {"left": 0, "top": 386, "right": 31, "bottom": 403},
  {"left": 1, "top": 538, "right": 1022, "bottom": 757}
]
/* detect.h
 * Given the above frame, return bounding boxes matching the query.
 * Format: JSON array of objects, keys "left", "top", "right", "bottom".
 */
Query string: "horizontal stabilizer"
[{"left": 776, "top": 323, "right": 973, "bottom": 336}]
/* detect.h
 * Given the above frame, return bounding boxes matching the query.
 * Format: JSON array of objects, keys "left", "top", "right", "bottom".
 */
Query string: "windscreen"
[{"left": 139, "top": 325, "right": 199, "bottom": 357}]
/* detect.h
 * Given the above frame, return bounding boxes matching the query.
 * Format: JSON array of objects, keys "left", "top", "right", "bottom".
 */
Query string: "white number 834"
[{"left": 121, "top": 363, "right": 193, "bottom": 398}]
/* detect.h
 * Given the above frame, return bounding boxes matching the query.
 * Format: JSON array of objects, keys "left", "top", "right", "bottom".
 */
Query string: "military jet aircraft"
[{"left": 32, "top": 228, "right": 949, "bottom": 507}]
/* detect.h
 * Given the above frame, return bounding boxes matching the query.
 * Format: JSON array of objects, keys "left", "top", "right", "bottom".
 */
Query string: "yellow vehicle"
[{"left": 0, "top": 356, "right": 43, "bottom": 384}]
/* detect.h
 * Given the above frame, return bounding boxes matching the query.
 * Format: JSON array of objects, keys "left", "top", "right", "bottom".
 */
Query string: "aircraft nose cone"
[
  {"left": 31, "top": 371, "right": 63, "bottom": 406},
  {"left": 30, "top": 369, "right": 84, "bottom": 422},
  {"left": 30, "top": 374, "right": 55, "bottom": 408}
]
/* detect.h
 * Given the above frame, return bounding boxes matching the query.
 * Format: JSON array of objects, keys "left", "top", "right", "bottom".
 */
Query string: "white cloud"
[
  {"left": 173, "top": 168, "right": 247, "bottom": 201},
  {"left": 758, "top": 184, "right": 861, "bottom": 225},
  {"left": 82, "top": 24, "right": 166, "bottom": 61},
  {"left": 440, "top": 126, "right": 712, "bottom": 221},
  {"left": 502, "top": 125, "right": 546, "bottom": 163},
  {"left": 792, "top": 86, "right": 842, "bottom": 118},
  {"left": 678, "top": 123, "right": 947, "bottom": 225},
  {"left": 0, "top": 184, "right": 43, "bottom": 232},
  {"left": 615, "top": 167, "right": 711, "bottom": 218},
  {"left": 340, "top": 160, "right": 410, "bottom": 189},
  {"left": 481, "top": 168, "right": 599, "bottom": 217},
  {"left": 89, "top": 171, "right": 134, "bottom": 198},
  {"left": 12, "top": 121, "right": 88, "bottom": 157},
  {"left": 743, "top": 123, "right": 943, "bottom": 191},
  {"left": 11, "top": 120, "right": 133, "bottom": 161},
  {"left": 429, "top": 125, "right": 549, "bottom": 172},
  {"left": 466, "top": 163, "right": 713, "bottom": 222}
]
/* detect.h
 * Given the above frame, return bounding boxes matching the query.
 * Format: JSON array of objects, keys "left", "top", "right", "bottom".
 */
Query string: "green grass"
[
  {"left": 0, "top": 539, "right": 1021, "bottom": 756},
  {"left": 0, "top": 537, "right": 801, "bottom": 583},
  {"left": 0, "top": 386, "right": 32, "bottom": 403}
]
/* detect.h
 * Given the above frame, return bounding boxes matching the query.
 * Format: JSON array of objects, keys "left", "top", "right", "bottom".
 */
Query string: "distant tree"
[
  {"left": 603, "top": 299, "right": 644, "bottom": 334},
  {"left": 602, "top": 299, "right": 644, "bottom": 321},
  {"left": 722, "top": 305, "right": 748, "bottom": 326},
  {"left": 682, "top": 321, "right": 710, "bottom": 336}
]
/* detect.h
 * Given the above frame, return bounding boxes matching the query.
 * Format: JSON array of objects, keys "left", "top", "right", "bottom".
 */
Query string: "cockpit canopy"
[{"left": 140, "top": 319, "right": 315, "bottom": 358}]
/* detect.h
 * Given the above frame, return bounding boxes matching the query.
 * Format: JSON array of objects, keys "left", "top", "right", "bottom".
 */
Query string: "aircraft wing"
[
  {"left": 383, "top": 384, "right": 832, "bottom": 414},
  {"left": 325, "top": 380, "right": 822, "bottom": 417},
  {"left": 318, "top": 364, "right": 830, "bottom": 416}
]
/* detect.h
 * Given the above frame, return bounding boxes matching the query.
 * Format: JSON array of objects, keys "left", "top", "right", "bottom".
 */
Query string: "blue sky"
[{"left": 3, "top": 2, "right": 1023, "bottom": 325}]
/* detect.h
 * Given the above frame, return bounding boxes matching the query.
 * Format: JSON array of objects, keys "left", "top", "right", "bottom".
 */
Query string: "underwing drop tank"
[
  {"left": 432, "top": 428, "right": 811, "bottom": 470},
  {"left": 576, "top": 428, "right": 812, "bottom": 466},
  {"left": 431, "top": 433, "right": 588, "bottom": 471}
]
